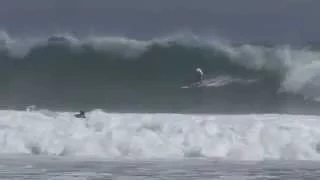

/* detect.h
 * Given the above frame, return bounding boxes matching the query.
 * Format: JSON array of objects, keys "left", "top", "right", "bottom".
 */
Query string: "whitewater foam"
[{"left": 0, "top": 109, "right": 320, "bottom": 160}]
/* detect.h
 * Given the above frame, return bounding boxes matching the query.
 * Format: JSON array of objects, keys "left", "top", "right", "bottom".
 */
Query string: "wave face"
[
  {"left": 1, "top": 109, "right": 320, "bottom": 160},
  {"left": 1, "top": 31, "right": 320, "bottom": 113}
]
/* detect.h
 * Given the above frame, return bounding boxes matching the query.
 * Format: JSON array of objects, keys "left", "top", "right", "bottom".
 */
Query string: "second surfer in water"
[
  {"left": 75, "top": 111, "right": 86, "bottom": 118},
  {"left": 74, "top": 110, "right": 89, "bottom": 127}
]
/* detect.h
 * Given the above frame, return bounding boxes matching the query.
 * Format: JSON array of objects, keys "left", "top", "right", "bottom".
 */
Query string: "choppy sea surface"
[{"left": 1, "top": 155, "right": 320, "bottom": 180}]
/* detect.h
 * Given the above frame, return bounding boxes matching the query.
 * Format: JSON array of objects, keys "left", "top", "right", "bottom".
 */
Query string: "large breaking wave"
[{"left": 1, "top": 31, "right": 320, "bottom": 114}]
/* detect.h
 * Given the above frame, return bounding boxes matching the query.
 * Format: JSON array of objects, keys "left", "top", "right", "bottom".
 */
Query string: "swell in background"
[{"left": 1, "top": 31, "right": 320, "bottom": 114}]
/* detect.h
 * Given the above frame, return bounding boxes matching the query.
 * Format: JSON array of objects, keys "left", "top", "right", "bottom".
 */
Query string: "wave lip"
[{"left": 0, "top": 109, "right": 320, "bottom": 160}]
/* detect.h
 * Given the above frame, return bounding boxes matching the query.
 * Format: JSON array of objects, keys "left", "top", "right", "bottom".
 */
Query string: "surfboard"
[
  {"left": 181, "top": 82, "right": 203, "bottom": 88},
  {"left": 181, "top": 78, "right": 230, "bottom": 89}
]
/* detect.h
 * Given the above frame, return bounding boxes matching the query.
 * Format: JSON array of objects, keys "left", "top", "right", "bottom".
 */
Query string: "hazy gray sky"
[
  {"left": 0, "top": 0, "right": 318, "bottom": 43},
  {"left": 0, "top": 0, "right": 316, "bottom": 12}
]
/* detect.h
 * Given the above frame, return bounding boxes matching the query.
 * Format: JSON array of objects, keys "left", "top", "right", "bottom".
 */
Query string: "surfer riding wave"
[
  {"left": 194, "top": 68, "right": 204, "bottom": 85},
  {"left": 181, "top": 67, "right": 205, "bottom": 88}
]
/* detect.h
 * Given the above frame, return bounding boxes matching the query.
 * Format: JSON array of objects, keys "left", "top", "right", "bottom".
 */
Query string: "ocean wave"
[{"left": 0, "top": 31, "right": 320, "bottom": 113}]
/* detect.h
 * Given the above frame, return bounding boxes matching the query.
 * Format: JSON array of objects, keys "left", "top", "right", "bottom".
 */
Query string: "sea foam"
[{"left": 0, "top": 109, "right": 319, "bottom": 160}]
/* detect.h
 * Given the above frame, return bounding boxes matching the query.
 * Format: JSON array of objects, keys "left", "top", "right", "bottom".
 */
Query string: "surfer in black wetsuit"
[
  {"left": 195, "top": 68, "right": 204, "bottom": 84},
  {"left": 74, "top": 110, "right": 90, "bottom": 127},
  {"left": 74, "top": 110, "right": 86, "bottom": 119}
]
